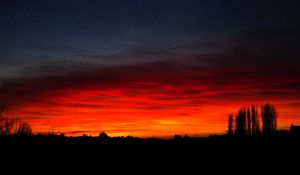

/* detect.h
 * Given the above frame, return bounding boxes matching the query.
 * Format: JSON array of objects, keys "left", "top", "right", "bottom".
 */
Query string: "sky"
[{"left": 1, "top": 0, "right": 300, "bottom": 137}]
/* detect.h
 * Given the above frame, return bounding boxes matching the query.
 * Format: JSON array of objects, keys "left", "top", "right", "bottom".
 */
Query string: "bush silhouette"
[{"left": 16, "top": 122, "right": 32, "bottom": 135}]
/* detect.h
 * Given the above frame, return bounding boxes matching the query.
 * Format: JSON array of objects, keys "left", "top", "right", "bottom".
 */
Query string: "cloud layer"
[{"left": 1, "top": 4, "right": 300, "bottom": 136}]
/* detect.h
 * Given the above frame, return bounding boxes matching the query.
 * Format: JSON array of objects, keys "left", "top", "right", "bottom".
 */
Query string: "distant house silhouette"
[
  {"left": 98, "top": 131, "right": 109, "bottom": 139},
  {"left": 290, "top": 124, "right": 300, "bottom": 137}
]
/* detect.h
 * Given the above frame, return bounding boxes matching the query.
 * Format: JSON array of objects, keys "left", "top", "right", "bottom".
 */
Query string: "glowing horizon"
[
  {"left": 3, "top": 64, "right": 300, "bottom": 137},
  {"left": 1, "top": 1, "right": 300, "bottom": 137}
]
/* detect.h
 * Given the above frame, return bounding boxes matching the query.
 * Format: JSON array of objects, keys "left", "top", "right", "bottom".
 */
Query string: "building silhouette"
[{"left": 290, "top": 124, "right": 300, "bottom": 137}]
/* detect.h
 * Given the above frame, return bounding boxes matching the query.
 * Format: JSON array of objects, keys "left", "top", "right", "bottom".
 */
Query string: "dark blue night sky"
[{"left": 2, "top": 0, "right": 299, "bottom": 75}]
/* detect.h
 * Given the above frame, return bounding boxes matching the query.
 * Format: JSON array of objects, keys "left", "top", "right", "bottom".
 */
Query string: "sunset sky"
[{"left": 1, "top": 0, "right": 300, "bottom": 137}]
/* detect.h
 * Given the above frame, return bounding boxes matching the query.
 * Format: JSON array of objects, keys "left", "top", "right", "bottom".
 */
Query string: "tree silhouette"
[
  {"left": 251, "top": 105, "right": 260, "bottom": 135},
  {"left": 235, "top": 108, "right": 247, "bottom": 136},
  {"left": 228, "top": 113, "right": 234, "bottom": 136},
  {"left": 247, "top": 107, "right": 251, "bottom": 136},
  {"left": 0, "top": 103, "right": 16, "bottom": 134},
  {"left": 0, "top": 103, "right": 4, "bottom": 115},
  {"left": 16, "top": 122, "right": 32, "bottom": 135},
  {"left": 227, "top": 104, "right": 278, "bottom": 137},
  {"left": 0, "top": 103, "right": 5, "bottom": 133},
  {"left": 261, "top": 103, "right": 277, "bottom": 136}
]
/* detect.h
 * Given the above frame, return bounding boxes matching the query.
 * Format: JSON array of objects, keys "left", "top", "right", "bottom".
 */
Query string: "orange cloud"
[{"left": 1, "top": 62, "right": 300, "bottom": 136}]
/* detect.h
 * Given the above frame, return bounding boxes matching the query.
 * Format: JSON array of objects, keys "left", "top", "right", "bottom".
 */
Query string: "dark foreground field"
[{"left": 1, "top": 135, "right": 299, "bottom": 173}]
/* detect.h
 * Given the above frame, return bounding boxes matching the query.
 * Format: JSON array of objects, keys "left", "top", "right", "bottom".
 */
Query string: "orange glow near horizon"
[
  {"left": 6, "top": 88, "right": 300, "bottom": 137},
  {"left": 2, "top": 63, "right": 300, "bottom": 137}
]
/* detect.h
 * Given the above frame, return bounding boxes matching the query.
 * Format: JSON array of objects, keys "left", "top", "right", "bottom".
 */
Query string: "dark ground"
[{"left": 1, "top": 135, "right": 299, "bottom": 173}]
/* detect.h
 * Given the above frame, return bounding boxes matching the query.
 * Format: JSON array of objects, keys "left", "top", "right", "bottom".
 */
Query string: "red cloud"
[{"left": 1, "top": 61, "right": 300, "bottom": 136}]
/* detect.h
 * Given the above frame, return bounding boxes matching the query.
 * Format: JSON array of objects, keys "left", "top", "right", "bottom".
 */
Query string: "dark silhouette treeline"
[
  {"left": 0, "top": 103, "right": 32, "bottom": 135},
  {"left": 1, "top": 128, "right": 300, "bottom": 172},
  {"left": 228, "top": 103, "right": 279, "bottom": 137},
  {"left": 1, "top": 102, "right": 298, "bottom": 140},
  {"left": 1, "top": 102, "right": 299, "bottom": 139},
  {"left": 1, "top": 102, "right": 300, "bottom": 172}
]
